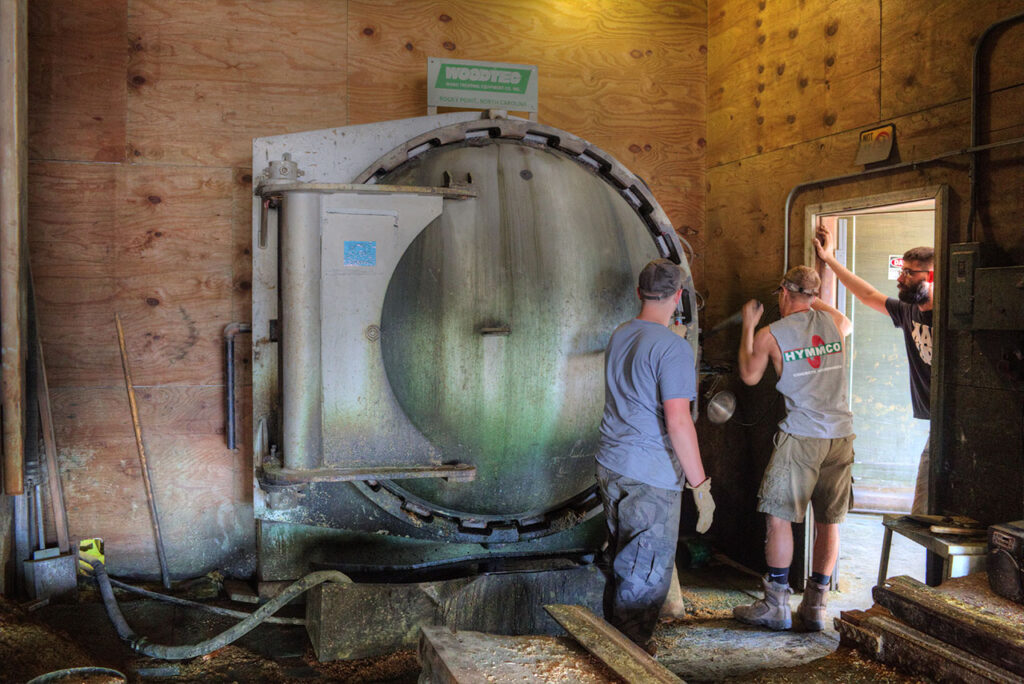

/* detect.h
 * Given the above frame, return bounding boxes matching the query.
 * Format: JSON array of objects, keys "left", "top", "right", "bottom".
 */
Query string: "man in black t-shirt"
[{"left": 815, "top": 229, "right": 933, "bottom": 514}]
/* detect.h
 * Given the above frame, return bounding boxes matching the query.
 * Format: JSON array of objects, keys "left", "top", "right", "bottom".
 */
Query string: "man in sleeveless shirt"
[
  {"left": 814, "top": 228, "right": 933, "bottom": 514},
  {"left": 732, "top": 266, "right": 854, "bottom": 631},
  {"left": 596, "top": 258, "right": 715, "bottom": 652}
]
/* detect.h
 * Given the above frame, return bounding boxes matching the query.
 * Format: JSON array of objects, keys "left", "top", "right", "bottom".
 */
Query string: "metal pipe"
[
  {"left": 33, "top": 484, "right": 44, "bottom": 550},
  {"left": 223, "top": 322, "right": 252, "bottom": 450},
  {"left": 14, "top": 493, "right": 30, "bottom": 591},
  {"left": 280, "top": 192, "right": 322, "bottom": 470},
  {"left": 968, "top": 11, "right": 1024, "bottom": 242},
  {"left": 783, "top": 135, "right": 1024, "bottom": 273}
]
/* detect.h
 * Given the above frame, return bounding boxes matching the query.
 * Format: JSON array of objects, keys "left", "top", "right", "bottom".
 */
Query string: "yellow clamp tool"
[{"left": 78, "top": 538, "right": 105, "bottom": 575}]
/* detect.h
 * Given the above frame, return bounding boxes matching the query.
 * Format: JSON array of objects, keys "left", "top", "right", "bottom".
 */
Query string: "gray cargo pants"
[{"left": 596, "top": 463, "right": 681, "bottom": 645}]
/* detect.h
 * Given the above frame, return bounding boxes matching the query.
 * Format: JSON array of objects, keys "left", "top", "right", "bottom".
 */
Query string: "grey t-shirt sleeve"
[{"left": 658, "top": 336, "right": 697, "bottom": 402}]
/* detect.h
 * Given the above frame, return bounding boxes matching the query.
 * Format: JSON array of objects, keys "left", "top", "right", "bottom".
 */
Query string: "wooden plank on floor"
[
  {"left": 873, "top": 575, "right": 1024, "bottom": 676},
  {"left": 835, "top": 610, "right": 883, "bottom": 655},
  {"left": 837, "top": 607, "right": 1020, "bottom": 683},
  {"left": 418, "top": 625, "right": 619, "bottom": 684},
  {"left": 418, "top": 626, "right": 487, "bottom": 684},
  {"left": 544, "top": 604, "right": 683, "bottom": 684}
]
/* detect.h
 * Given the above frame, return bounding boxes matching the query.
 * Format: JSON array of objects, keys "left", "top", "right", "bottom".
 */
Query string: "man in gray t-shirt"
[{"left": 595, "top": 258, "right": 714, "bottom": 652}]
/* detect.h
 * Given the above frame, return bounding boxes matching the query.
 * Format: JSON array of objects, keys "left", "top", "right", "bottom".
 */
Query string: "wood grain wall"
[
  {"left": 706, "top": 0, "right": 1024, "bottom": 565},
  {"left": 26, "top": 0, "right": 708, "bottom": 578}
]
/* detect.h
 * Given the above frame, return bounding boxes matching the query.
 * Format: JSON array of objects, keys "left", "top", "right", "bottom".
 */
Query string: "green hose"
[{"left": 88, "top": 560, "right": 351, "bottom": 660}]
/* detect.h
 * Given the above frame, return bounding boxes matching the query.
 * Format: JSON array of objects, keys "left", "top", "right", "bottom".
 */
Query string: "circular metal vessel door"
[{"left": 375, "top": 135, "right": 674, "bottom": 517}]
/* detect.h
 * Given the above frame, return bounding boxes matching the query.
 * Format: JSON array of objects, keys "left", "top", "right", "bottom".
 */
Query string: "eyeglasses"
[{"left": 898, "top": 268, "right": 932, "bottom": 278}]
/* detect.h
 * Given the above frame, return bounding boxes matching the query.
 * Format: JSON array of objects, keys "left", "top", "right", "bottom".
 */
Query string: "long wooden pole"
[
  {"left": 115, "top": 313, "right": 171, "bottom": 589},
  {"left": 1, "top": 0, "right": 28, "bottom": 495},
  {"left": 29, "top": 263, "right": 70, "bottom": 553}
]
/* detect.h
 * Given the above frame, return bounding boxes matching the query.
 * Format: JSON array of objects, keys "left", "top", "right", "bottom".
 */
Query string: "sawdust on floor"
[
  {"left": 932, "top": 571, "right": 1024, "bottom": 627},
  {"left": 0, "top": 596, "right": 106, "bottom": 682}
]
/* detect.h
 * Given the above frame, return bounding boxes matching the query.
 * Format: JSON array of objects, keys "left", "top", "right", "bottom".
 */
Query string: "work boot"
[
  {"left": 796, "top": 578, "right": 829, "bottom": 631},
  {"left": 732, "top": 575, "right": 792, "bottom": 630}
]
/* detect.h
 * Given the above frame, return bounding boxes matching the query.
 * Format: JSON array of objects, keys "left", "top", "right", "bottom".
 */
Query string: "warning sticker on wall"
[{"left": 888, "top": 255, "right": 903, "bottom": 280}]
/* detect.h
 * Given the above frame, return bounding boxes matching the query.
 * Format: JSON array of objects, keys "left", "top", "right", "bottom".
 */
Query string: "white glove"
[{"left": 686, "top": 477, "right": 715, "bottom": 534}]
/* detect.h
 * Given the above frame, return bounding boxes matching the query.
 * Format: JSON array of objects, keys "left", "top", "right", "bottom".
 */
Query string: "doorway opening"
[
  {"left": 799, "top": 186, "right": 946, "bottom": 589},
  {"left": 815, "top": 199, "right": 935, "bottom": 512}
]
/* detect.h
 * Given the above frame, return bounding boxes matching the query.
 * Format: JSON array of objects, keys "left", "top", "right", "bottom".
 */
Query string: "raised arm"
[
  {"left": 814, "top": 227, "right": 889, "bottom": 314},
  {"left": 738, "top": 299, "right": 779, "bottom": 385}
]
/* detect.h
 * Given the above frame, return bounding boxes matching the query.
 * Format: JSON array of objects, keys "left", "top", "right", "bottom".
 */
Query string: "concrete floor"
[
  {"left": 4, "top": 512, "right": 927, "bottom": 682},
  {"left": 652, "top": 511, "right": 927, "bottom": 681}
]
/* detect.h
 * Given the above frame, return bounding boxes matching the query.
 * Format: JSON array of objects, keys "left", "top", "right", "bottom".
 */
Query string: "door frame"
[{"left": 801, "top": 185, "right": 949, "bottom": 587}]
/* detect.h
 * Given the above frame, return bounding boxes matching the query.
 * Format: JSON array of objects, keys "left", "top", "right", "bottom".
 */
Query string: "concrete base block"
[
  {"left": 306, "top": 563, "right": 605, "bottom": 661},
  {"left": 24, "top": 552, "right": 78, "bottom": 602}
]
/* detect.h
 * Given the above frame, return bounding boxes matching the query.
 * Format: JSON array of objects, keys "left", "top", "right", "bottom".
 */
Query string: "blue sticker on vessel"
[{"left": 344, "top": 241, "right": 376, "bottom": 266}]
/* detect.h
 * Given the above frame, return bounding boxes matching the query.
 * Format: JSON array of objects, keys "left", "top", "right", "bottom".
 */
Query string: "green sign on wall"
[{"left": 428, "top": 57, "right": 538, "bottom": 112}]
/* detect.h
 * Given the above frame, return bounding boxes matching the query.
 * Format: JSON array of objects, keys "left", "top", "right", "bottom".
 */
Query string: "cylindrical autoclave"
[{"left": 251, "top": 114, "right": 698, "bottom": 581}]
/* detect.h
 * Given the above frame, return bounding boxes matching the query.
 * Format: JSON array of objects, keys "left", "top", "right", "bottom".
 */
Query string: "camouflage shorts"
[
  {"left": 757, "top": 431, "right": 855, "bottom": 524},
  {"left": 596, "top": 464, "right": 681, "bottom": 645}
]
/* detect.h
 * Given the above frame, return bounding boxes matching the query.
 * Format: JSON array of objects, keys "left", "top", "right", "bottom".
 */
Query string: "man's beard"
[{"left": 897, "top": 280, "right": 929, "bottom": 305}]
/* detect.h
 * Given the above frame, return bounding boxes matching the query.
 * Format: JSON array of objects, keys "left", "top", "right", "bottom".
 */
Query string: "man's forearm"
[
  {"left": 669, "top": 418, "right": 705, "bottom": 487},
  {"left": 738, "top": 324, "right": 759, "bottom": 384}
]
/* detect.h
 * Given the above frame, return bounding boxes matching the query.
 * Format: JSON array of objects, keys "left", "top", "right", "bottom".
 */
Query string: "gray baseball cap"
[{"left": 638, "top": 258, "right": 683, "bottom": 300}]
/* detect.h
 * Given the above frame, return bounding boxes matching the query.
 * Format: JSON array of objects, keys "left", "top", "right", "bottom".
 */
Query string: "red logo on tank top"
[{"left": 807, "top": 335, "right": 824, "bottom": 368}]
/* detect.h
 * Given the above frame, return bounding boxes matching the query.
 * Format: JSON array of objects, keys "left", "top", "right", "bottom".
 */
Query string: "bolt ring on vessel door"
[{"left": 340, "top": 118, "right": 698, "bottom": 543}]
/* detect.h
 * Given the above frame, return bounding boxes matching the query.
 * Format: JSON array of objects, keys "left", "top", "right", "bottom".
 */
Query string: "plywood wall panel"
[
  {"left": 114, "top": 166, "right": 234, "bottom": 278},
  {"left": 32, "top": 273, "right": 230, "bottom": 390},
  {"left": 27, "top": 0, "right": 127, "bottom": 162},
  {"left": 705, "top": 96, "right": 973, "bottom": 327},
  {"left": 59, "top": 434, "right": 252, "bottom": 575},
  {"left": 27, "top": 0, "right": 707, "bottom": 578},
  {"left": 348, "top": 1, "right": 705, "bottom": 119},
  {"left": 881, "top": 0, "right": 1024, "bottom": 121},
  {"left": 987, "top": 81, "right": 1024, "bottom": 139},
  {"left": 114, "top": 273, "right": 230, "bottom": 387},
  {"left": 126, "top": 0, "right": 348, "bottom": 167},
  {"left": 231, "top": 168, "right": 254, "bottom": 325},
  {"left": 708, "top": 0, "right": 879, "bottom": 167},
  {"left": 53, "top": 385, "right": 252, "bottom": 576},
  {"left": 29, "top": 163, "right": 235, "bottom": 279},
  {"left": 28, "top": 162, "right": 119, "bottom": 275},
  {"left": 348, "top": 0, "right": 707, "bottom": 242},
  {"left": 29, "top": 161, "right": 234, "bottom": 389},
  {"left": 31, "top": 276, "right": 122, "bottom": 388}
]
